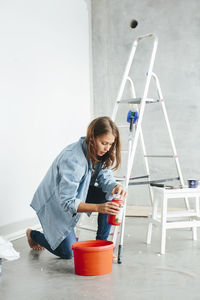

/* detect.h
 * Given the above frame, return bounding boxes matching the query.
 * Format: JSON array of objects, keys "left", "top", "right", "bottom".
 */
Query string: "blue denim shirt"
[{"left": 30, "top": 137, "right": 117, "bottom": 250}]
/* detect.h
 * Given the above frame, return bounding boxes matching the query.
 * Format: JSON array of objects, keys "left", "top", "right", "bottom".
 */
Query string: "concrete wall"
[
  {"left": 0, "top": 0, "right": 91, "bottom": 238},
  {"left": 91, "top": 0, "right": 200, "bottom": 206}
]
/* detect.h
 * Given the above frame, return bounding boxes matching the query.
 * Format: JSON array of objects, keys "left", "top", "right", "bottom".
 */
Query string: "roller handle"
[{"left": 118, "top": 244, "right": 123, "bottom": 264}]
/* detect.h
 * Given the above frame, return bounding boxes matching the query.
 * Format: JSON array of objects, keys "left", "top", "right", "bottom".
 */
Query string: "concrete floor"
[{"left": 1, "top": 217, "right": 200, "bottom": 300}]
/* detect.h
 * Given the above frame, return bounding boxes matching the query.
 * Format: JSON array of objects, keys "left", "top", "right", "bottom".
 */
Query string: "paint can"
[{"left": 107, "top": 197, "right": 124, "bottom": 226}]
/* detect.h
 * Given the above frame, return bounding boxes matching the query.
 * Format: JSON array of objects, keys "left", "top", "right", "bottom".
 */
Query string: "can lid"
[{"left": 112, "top": 193, "right": 122, "bottom": 200}]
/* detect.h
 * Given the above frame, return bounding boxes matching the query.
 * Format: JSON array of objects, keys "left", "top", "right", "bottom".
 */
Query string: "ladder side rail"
[
  {"left": 113, "top": 76, "right": 136, "bottom": 248},
  {"left": 129, "top": 75, "right": 155, "bottom": 206},
  {"left": 118, "top": 36, "right": 158, "bottom": 263},
  {"left": 128, "top": 76, "right": 137, "bottom": 166},
  {"left": 117, "top": 104, "right": 152, "bottom": 262},
  {"left": 125, "top": 76, "right": 137, "bottom": 187},
  {"left": 126, "top": 36, "right": 158, "bottom": 182},
  {"left": 126, "top": 76, "right": 154, "bottom": 205},
  {"left": 151, "top": 72, "right": 190, "bottom": 210},
  {"left": 151, "top": 73, "right": 184, "bottom": 186},
  {"left": 115, "top": 34, "right": 158, "bottom": 263},
  {"left": 127, "top": 76, "right": 136, "bottom": 98},
  {"left": 112, "top": 40, "right": 139, "bottom": 121},
  {"left": 139, "top": 131, "right": 154, "bottom": 206},
  {"left": 117, "top": 77, "right": 135, "bottom": 260},
  {"left": 112, "top": 130, "right": 134, "bottom": 250},
  {"left": 112, "top": 33, "right": 158, "bottom": 121}
]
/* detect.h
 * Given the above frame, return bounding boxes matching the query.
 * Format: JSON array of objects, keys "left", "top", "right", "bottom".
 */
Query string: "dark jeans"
[{"left": 30, "top": 186, "right": 111, "bottom": 259}]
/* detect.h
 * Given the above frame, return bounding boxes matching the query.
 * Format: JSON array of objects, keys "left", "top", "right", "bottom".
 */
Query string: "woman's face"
[{"left": 95, "top": 133, "right": 115, "bottom": 156}]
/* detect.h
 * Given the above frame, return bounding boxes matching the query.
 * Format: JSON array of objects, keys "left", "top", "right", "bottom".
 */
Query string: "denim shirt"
[{"left": 30, "top": 137, "right": 117, "bottom": 250}]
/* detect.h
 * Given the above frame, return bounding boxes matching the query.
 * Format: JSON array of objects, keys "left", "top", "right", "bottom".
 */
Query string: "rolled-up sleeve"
[
  {"left": 58, "top": 154, "right": 85, "bottom": 215},
  {"left": 96, "top": 168, "right": 117, "bottom": 196}
]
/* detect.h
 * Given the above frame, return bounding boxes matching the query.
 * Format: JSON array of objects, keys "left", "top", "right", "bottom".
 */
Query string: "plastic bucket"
[{"left": 72, "top": 240, "right": 114, "bottom": 276}]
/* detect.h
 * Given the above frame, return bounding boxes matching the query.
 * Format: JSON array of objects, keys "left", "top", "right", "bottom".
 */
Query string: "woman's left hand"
[{"left": 111, "top": 184, "right": 127, "bottom": 199}]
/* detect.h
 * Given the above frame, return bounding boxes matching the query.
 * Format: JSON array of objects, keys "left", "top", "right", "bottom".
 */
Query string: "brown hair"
[{"left": 85, "top": 116, "right": 121, "bottom": 170}]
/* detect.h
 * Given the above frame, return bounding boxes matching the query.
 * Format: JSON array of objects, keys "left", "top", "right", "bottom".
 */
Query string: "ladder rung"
[
  {"left": 118, "top": 98, "right": 141, "bottom": 104},
  {"left": 115, "top": 175, "right": 149, "bottom": 181},
  {"left": 146, "top": 98, "right": 160, "bottom": 103},
  {"left": 144, "top": 155, "right": 174, "bottom": 158},
  {"left": 129, "top": 177, "right": 180, "bottom": 186},
  {"left": 118, "top": 125, "right": 129, "bottom": 128},
  {"left": 130, "top": 175, "right": 149, "bottom": 180},
  {"left": 115, "top": 176, "right": 125, "bottom": 181},
  {"left": 117, "top": 98, "right": 159, "bottom": 104}
]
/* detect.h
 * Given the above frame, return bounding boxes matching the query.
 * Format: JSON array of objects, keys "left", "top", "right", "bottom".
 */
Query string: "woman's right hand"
[{"left": 97, "top": 202, "right": 120, "bottom": 215}]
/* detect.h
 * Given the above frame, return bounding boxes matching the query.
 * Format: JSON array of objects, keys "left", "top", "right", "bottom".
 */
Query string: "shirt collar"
[{"left": 80, "top": 137, "right": 92, "bottom": 170}]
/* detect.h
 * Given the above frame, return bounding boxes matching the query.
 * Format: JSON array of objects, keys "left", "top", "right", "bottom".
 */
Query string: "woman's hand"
[
  {"left": 112, "top": 184, "right": 127, "bottom": 198},
  {"left": 97, "top": 202, "right": 120, "bottom": 215}
]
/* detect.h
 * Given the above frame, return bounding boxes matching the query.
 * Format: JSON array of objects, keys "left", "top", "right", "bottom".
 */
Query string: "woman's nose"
[{"left": 104, "top": 145, "right": 110, "bottom": 152}]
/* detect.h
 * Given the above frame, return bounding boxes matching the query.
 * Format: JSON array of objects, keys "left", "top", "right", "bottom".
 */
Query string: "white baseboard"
[
  {"left": 5, "top": 224, "right": 42, "bottom": 242},
  {"left": 0, "top": 217, "right": 42, "bottom": 242}
]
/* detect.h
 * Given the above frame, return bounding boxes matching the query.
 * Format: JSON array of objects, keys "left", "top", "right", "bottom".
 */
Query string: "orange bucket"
[{"left": 72, "top": 240, "right": 114, "bottom": 276}]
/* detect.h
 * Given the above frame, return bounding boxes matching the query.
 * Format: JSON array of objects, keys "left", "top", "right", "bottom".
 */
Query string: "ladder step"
[
  {"left": 115, "top": 175, "right": 149, "bottom": 181},
  {"left": 117, "top": 98, "right": 159, "bottom": 104},
  {"left": 118, "top": 125, "right": 129, "bottom": 128},
  {"left": 130, "top": 175, "right": 149, "bottom": 180},
  {"left": 144, "top": 155, "right": 174, "bottom": 158},
  {"left": 115, "top": 176, "right": 125, "bottom": 181},
  {"left": 118, "top": 98, "right": 141, "bottom": 104},
  {"left": 129, "top": 177, "right": 180, "bottom": 186}
]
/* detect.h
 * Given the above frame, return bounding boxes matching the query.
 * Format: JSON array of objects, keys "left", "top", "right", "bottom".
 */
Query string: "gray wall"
[{"left": 91, "top": 0, "right": 200, "bottom": 206}]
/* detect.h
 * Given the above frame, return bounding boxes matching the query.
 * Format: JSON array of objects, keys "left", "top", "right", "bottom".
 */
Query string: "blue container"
[{"left": 188, "top": 179, "right": 199, "bottom": 188}]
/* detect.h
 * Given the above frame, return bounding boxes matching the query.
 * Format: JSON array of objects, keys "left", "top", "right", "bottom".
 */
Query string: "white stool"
[{"left": 147, "top": 187, "right": 200, "bottom": 254}]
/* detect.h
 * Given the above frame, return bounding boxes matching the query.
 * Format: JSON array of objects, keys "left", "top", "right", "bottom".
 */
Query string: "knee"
[
  {"left": 58, "top": 244, "right": 74, "bottom": 259},
  {"left": 60, "top": 251, "right": 73, "bottom": 259}
]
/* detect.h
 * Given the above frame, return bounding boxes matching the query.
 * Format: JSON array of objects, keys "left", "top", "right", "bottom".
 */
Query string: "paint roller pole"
[
  {"left": 117, "top": 201, "right": 127, "bottom": 264},
  {"left": 118, "top": 117, "right": 134, "bottom": 264}
]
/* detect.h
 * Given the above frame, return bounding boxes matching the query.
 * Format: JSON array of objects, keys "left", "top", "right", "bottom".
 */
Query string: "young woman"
[{"left": 26, "top": 116, "right": 126, "bottom": 259}]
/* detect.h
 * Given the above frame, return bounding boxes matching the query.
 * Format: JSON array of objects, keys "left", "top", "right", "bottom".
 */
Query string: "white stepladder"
[{"left": 111, "top": 33, "right": 189, "bottom": 263}]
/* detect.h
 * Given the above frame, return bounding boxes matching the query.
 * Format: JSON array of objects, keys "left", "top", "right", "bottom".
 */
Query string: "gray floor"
[{"left": 1, "top": 217, "right": 200, "bottom": 300}]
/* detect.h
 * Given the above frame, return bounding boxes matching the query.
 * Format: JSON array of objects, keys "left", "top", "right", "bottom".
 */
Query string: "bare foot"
[
  {"left": 113, "top": 254, "right": 117, "bottom": 262},
  {"left": 26, "top": 229, "right": 45, "bottom": 251}
]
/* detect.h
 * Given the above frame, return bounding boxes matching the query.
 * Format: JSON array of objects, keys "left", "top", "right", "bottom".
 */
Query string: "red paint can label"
[{"left": 107, "top": 198, "right": 124, "bottom": 226}]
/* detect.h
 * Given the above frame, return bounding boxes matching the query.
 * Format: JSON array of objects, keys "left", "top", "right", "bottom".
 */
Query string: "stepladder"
[{"left": 111, "top": 33, "right": 188, "bottom": 263}]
